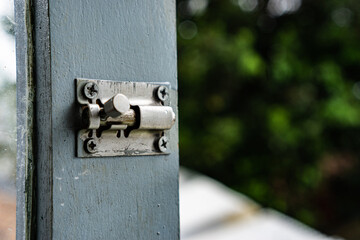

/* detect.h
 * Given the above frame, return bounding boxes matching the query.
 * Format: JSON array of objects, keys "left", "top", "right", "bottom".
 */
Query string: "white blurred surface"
[
  {"left": 180, "top": 169, "right": 341, "bottom": 240},
  {"left": 0, "top": 0, "right": 15, "bottom": 84},
  {"left": 0, "top": 0, "right": 16, "bottom": 184}
]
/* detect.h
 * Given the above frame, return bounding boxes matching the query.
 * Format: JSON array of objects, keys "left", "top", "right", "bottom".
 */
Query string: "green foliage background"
[{"left": 177, "top": 0, "right": 360, "bottom": 236}]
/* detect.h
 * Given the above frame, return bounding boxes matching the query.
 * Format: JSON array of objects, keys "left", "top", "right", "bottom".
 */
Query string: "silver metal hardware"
[
  {"left": 83, "top": 82, "right": 99, "bottom": 99},
  {"left": 138, "top": 106, "right": 175, "bottom": 130},
  {"left": 85, "top": 138, "right": 98, "bottom": 153},
  {"left": 76, "top": 78, "right": 176, "bottom": 157},
  {"left": 103, "top": 93, "right": 130, "bottom": 118},
  {"left": 82, "top": 104, "right": 101, "bottom": 129},
  {"left": 157, "top": 136, "right": 169, "bottom": 152},
  {"left": 157, "top": 86, "right": 169, "bottom": 101}
]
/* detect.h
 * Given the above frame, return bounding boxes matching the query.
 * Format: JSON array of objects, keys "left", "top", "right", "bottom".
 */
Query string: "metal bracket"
[{"left": 76, "top": 78, "right": 176, "bottom": 157}]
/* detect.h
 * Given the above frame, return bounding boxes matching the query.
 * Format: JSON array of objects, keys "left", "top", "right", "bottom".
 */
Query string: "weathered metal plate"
[{"left": 76, "top": 78, "right": 172, "bottom": 157}]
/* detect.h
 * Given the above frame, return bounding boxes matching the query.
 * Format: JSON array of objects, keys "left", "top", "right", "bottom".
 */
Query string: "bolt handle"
[{"left": 104, "top": 94, "right": 130, "bottom": 118}]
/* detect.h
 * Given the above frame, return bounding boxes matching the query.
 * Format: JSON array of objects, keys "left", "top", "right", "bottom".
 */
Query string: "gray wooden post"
[
  {"left": 15, "top": 0, "right": 179, "bottom": 239},
  {"left": 15, "top": 0, "right": 36, "bottom": 239}
]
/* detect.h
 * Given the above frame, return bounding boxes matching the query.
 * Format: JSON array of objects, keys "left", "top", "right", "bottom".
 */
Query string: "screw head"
[
  {"left": 157, "top": 86, "right": 169, "bottom": 102},
  {"left": 85, "top": 138, "right": 98, "bottom": 153},
  {"left": 157, "top": 136, "right": 169, "bottom": 152},
  {"left": 83, "top": 82, "right": 99, "bottom": 99}
]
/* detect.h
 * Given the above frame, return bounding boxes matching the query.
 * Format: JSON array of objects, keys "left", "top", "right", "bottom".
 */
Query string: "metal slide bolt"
[
  {"left": 157, "top": 136, "right": 169, "bottom": 152},
  {"left": 83, "top": 82, "right": 99, "bottom": 99},
  {"left": 85, "top": 138, "right": 98, "bottom": 153},
  {"left": 157, "top": 86, "right": 169, "bottom": 101}
]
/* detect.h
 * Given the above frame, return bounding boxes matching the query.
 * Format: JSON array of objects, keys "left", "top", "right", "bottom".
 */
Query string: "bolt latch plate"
[{"left": 76, "top": 78, "right": 176, "bottom": 158}]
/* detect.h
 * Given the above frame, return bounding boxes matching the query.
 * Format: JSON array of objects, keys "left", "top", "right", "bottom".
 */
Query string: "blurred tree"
[
  {"left": 177, "top": 0, "right": 360, "bottom": 237},
  {"left": 1, "top": 16, "right": 15, "bottom": 36},
  {"left": 0, "top": 13, "right": 16, "bottom": 186}
]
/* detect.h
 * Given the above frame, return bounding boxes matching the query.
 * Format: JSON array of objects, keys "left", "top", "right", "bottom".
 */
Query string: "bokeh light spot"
[
  {"left": 238, "top": 0, "right": 258, "bottom": 12},
  {"left": 332, "top": 8, "right": 352, "bottom": 27},
  {"left": 352, "top": 82, "right": 360, "bottom": 100},
  {"left": 188, "top": 0, "right": 208, "bottom": 15},
  {"left": 267, "top": 0, "right": 302, "bottom": 17},
  {"left": 179, "top": 20, "right": 198, "bottom": 40}
]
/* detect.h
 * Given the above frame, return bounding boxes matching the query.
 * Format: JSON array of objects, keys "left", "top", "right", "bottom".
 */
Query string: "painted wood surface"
[
  {"left": 17, "top": 0, "right": 179, "bottom": 239},
  {"left": 33, "top": 0, "right": 53, "bottom": 239},
  {"left": 15, "top": 0, "right": 35, "bottom": 239}
]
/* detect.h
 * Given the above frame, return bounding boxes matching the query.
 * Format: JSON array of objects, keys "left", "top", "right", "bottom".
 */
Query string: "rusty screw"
[
  {"left": 85, "top": 138, "right": 98, "bottom": 153},
  {"left": 83, "top": 82, "right": 99, "bottom": 99},
  {"left": 157, "top": 136, "right": 169, "bottom": 152},
  {"left": 157, "top": 86, "right": 169, "bottom": 102}
]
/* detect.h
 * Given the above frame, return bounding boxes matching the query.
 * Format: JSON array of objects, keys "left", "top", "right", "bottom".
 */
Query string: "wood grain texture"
[
  {"left": 48, "top": 0, "right": 178, "bottom": 239},
  {"left": 32, "top": 0, "right": 53, "bottom": 239},
  {"left": 15, "top": 0, "right": 35, "bottom": 239}
]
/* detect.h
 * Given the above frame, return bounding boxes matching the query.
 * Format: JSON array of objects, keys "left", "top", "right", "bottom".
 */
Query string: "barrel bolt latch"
[{"left": 76, "top": 79, "right": 176, "bottom": 157}]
